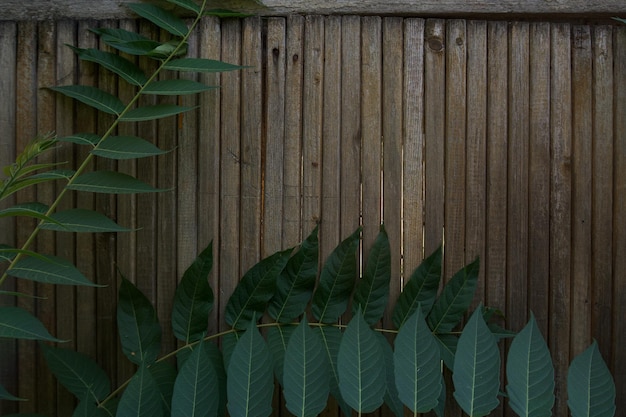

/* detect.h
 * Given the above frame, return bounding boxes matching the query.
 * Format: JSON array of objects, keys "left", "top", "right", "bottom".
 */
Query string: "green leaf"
[
  {"left": 224, "top": 248, "right": 292, "bottom": 329},
  {"left": 141, "top": 79, "right": 216, "bottom": 95},
  {"left": 394, "top": 304, "right": 442, "bottom": 413},
  {"left": 374, "top": 332, "right": 404, "bottom": 417},
  {"left": 172, "top": 338, "right": 219, "bottom": 417},
  {"left": 0, "top": 306, "right": 63, "bottom": 342},
  {"left": 567, "top": 340, "right": 616, "bottom": 417},
  {"left": 227, "top": 320, "right": 274, "bottom": 417},
  {"left": 49, "top": 85, "right": 125, "bottom": 115},
  {"left": 90, "top": 27, "right": 160, "bottom": 56},
  {"left": 0, "top": 202, "right": 60, "bottom": 226},
  {"left": 127, "top": 3, "right": 188, "bottom": 37},
  {"left": 311, "top": 227, "right": 361, "bottom": 323},
  {"left": 283, "top": 318, "right": 330, "bottom": 417},
  {"left": 58, "top": 133, "right": 100, "bottom": 146},
  {"left": 506, "top": 313, "right": 555, "bottom": 417},
  {"left": 392, "top": 244, "right": 442, "bottom": 328},
  {"left": 120, "top": 104, "right": 196, "bottom": 122},
  {"left": 166, "top": 0, "right": 201, "bottom": 13},
  {"left": 92, "top": 136, "right": 168, "bottom": 160},
  {"left": 39, "top": 208, "right": 131, "bottom": 233},
  {"left": 0, "top": 383, "right": 24, "bottom": 401},
  {"left": 315, "top": 326, "right": 351, "bottom": 417},
  {"left": 148, "top": 362, "right": 177, "bottom": 416},
  {"left": 613, "top": 17, "right": 626, "bottom": 25},
  {"left": 337, "top": 311, "right": 386, "bottom": 413},
  {"left": 266, "top": 324, "right": 295, "bottom": 385},
  {"left": 164, "top": 58, "right": 245, "bottom": 73},
  {"left": 69, "top": 47, "right": 148, "bottom": 86},
  {"left": 352, "top": 225, "right": 391, "bottom": 325},
  {"left": 72, "top": 397, "right": 112, "bottom": 417},
  {"left": 427, "top": 257, "right": 479, "bottom": 333},
  {"left": 40, "top": 344, "right": 110, "bottom": 402},
  {"left": 8, "top": 255, "right": 102, "bottom": 287},
  {"left": 268, "top": 226, "right": 318, "bottom": 323},
  {"left": 117, "top": 364, "right": 163, "bottom": 417},
  {"left": 453, "top": 306, "right": 501, "bottom": 417},
  {"left": 171, "top": 243, "right": 214, "bottom": 343},
  {"left": 221, "top": 331, "right": 241, "bottom": 371},
  {"left": 435, "top": 333, "right": 458, "bottom": 371},
  {"left": 117, "top": 277, "right": 162, "bottom": 365},
  {"left": 147, "top": 40, "right": 188, "bottom": 59},
  {"left": 68, "top": 171, "right": 167, "bottom": 194},
  {"left": 1, "top": 170, "right": 75, "bottom": 199}
]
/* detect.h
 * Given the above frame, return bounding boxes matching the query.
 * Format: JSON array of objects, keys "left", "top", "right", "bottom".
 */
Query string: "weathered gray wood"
[{"left": 3, "top": 0, "right": 626, "bottom": 20}]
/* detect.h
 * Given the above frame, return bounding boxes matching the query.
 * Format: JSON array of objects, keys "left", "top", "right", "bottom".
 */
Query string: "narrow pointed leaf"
[
  {"left": 0, "top": 245, "right": 61, "bottom": 264},
  {"left": 352, "top": 225, "right": 391, "bottom": 325},
  {"left": 0, "top": 383, "right": 24, "bottom": 401},
  {"left": 315, "top": 326, "right": 351, "bottom": 417},
  {"left": 312, "top": 227, "right": 361, "bottom": 323},
  {"left": 70, "top": 47, "right": 147, "bottom": 86},
  {"left": 224, "top": 248, "right": 292, "bottom": 329},
  {"left": 40, "top": 344, "right": 110, "bottom": 402},
  {"left": 117, "top": 364, "right": 163, "bottom": 417},
  {"left": 68, "top": 171, "right": 167, "bottom": 194},
  {"left": 148, "top": 362, "right": 177, "bottom": 416},
  {"left": 164, "top": 58, "right": 245, "bottom": 73},
  {"left": 117, "top": 277, "right": 162, "bottom": 365},
  {"left": 374, "top": 332, "right": 404, "bottom": 417},
  {"left": 142, "top": 79, "right": 216, "bottom": 95},
  {"left": 227, "top": 320, "right": 274, "bottom": 417},
  {"left": 166, "top": 0, "right": 201, "bottom": 13},
  {"left": 2, "top": 170, "right": 75, "bottom": 198},
  {"left": 171, "top": 243, "right": 214, "bottom": 343},
  {"left": 58, "top": 133, "right": 100, "bottom": 146},
  {"left": 427, "top": 257, "right": 479, "bottom": 333},
  {"left": 92, "top": 136, "right": 168, "bottom": 160},
  {"left": 453, "top": 306, "right": 501, "bottom": 417},
  {"left": 506, "top": 314, "right": 554, "bottom": 417},
  {"left": 90, "top": 27, "right": 160, "bottom": 56},
  {"left": 567, "top": 340, "right": 616, "bottom": 417},
  {"left": 0, "top": 306, "right": 63, "bottom": 342},
  {"left": 120, "top": 104, "right": 196, "bottom": 122},
  {"left": 8, "top": 255, "right": 102, "bottom": 286},
  {"left": 49, "top": 85, "right": 125, "bottom": 115},
  {"left": 0, "top": 203, "right": 60, "bottom": 226},
  {"left": 394, "top": 304, "right": 442, "bottom": 413},
  {"left": 267, "top": 325, "right": 295, "bottom": 385},
  {"left": 337, "top": 311, "right": 386, "bottom": 413},
  {"left": 392, "top": 244, "right": 442, "bottom": 328},
  {"left": 127, "top": 3, "right": 188, "bottom": 37},
  {"left": 283, "top": 318, "right": 330, "bottom": 417},
  {"left": 269, "top": 226, "right": 318, "bottom": 323},
  {"left": 39, "top": 208, "right": 131, "bottom": 233}
]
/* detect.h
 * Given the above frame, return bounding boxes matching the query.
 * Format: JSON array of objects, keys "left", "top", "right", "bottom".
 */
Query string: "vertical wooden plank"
[
  {"left": 219, "top": 18, "right": 241, "bottom": 331},
  {"left": 423, "top": 19, "right": 445, "bottom": 259},
  {"left": 465, "top": 20, "right": 487, "bottom": 305},
  {"left": 528, "top": 22, "right": 551, "bottom": 336},
  {"left": 444, "top": 19, "right": 466, "bottom": 280},
  {"left": 402, "top": 18, "right": 425, "bottom": 274},
  {"left": 381, "top": 17, "right": 403, "bottom": 325},
  {"left": 571, "top": 25, "right": 593, "bottom": 357},
  {"left": 590, "top": 25, "right": 613, "bottom": 362},
  {"left": 264, "top": 17, "right": 286, "bottom": 256},
  {"left": 240, "top": 16, "right": 262, "bottom": 272},
  {"left": 507, "top": 21, "right": 529, "bottom": 333},
  {"left": 550, "top": 23, "right": 572, "bottom": 417}
]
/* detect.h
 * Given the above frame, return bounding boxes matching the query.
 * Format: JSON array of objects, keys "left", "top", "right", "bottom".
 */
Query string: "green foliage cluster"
[{"left": 0, "top": 2, "right": 618, "bottom": 417}]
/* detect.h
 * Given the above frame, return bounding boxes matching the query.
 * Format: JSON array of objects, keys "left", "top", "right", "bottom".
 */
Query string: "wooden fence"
[{"left": 0, "top": 13, "right": 625, "bottom": 416}]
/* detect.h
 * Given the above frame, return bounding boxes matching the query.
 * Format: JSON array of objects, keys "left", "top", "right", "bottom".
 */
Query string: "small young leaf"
[
  {"left": 68, "top": 171, "right": 168, "bottom": 194},
  {"left": 8, "top": 255, "right": 102, "bottom": 287},
  {"left": 92, "top": 136, "right": 168, "bottom": 160},
  {"left": 141, "top": 79, "right": 216, "bottom": 95},
  {"left": 120, "top": 104, "right": 196, "bottom": 122},
  {"left": 69, "top": 47, "right": 148, "bottom": 86},
  {"left": 127, "top": 3, "right": 188, "bottom": 37},
  {"left": 0, "top": 306, "right": 64, "bottom": 342},
  {"left": 164, "top": 58, "right": 245, "bottom": 73},
  {"left": 117, "top": 364, "right": 163, "bottom": 417},
  {"left": 49, "top": 85, "right": 125, "bottom": 115},
  {"left": 39, "top": 208, "right": 131, "bottom": 233}
]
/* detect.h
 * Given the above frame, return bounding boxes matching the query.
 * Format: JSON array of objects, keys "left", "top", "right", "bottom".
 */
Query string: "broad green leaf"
[
  {"left": 205, "top": 342, "right": 227, "bottom": 417},
  {"left": 127, "top": 3, "right": 188, "bottom": 37},
  {"left": 567, "top": 340, "right": 616, "bottom": 417},
  {"left": 269, "top": 226, "right": 318, "bottom": 323},
  {"left": 427, "top": 257, "right": 479, "bottom": 333},
  {"left": 166, "top": 0, "right": 201, "bottom": 13},
  {"left": 337, "top": 311, "right": 386, "bottom": 413},
  {"left": 117, "top": 277, "right": 162, "bottom": 365},
  {"left": 117, "top": 364, "right": 163, "bottom": 417},
  {"left": 221, "top": 331, "right": 241, "bottom": 370},
  {"left": 506, "top": 313, "right": 554, "bottom": 417},
  {"left": 69, "top": 47, "right": 147, "bottom": 86},
  {"left": 0, "top": 306, "right": 63, "bottom": 342},
  {"left": 315, "top": 326, "right": 351, "bottom": 417},
  {"left": 352, "top": 225, "right": 391, "bottom": 325},
  {"left": 172, "top": 338, "right": 219, "bottom": 417},
  {"left": 394, "top": 304, "right": 442, "bottom": 413},
  {"left": 0, "top": 383, "right": 24, "bottom": 401},
  {"left": 224, "top": 248, "right": 292, "bottom": 329},
  {"left": 120, "top": 104, "right": 196, "bottom": 122},
  {"left": 39, "top": 208, "right": 131, "bottom": 233},
  {"left": 266, "top": 324, "right": 295, "bottom": 385},
  {"left": 40, "top": 344, "right": 110, "bottom": 402},
  {"left": 453, "top": 306, "right": 501, "bottom": 417},
  {"left": 283, "top": 318, "right": 330, "bottom": 417},
  {"left": 164, "top": 58, "right": 245, "bottom": 73},
  {"left": 148, "top": 362, "right": 177, "bottom": 416},
  {"left": 227, "top": 320, "right": 274, "bottom": 417},
  {"left": 58, "top": 133, "right": 100, "bottom": 146},
  {"left": 92, "top": 136, "right": 168, "bottom": 160},
  {"left": 435, "top": 333, "right": 458, "bottom": 371},
  {"left": 392, "top": 244, "right": 442, "bottom": 328},
  {"left": 142, "top": 79, "right": 216, "bottom": 95},
  {"left": 49, "top": 85, "right": 125, "bottom": 115},
  {"left": 375, "top": 332, "right": 404, "bottom": 417},
  {"left": 8, "top": 255, "right": 102, "bottom": 287},
  {"left": 311, "top": 227, "right": 361, "bottom": 323},
  {"left": 171, "top": 243, "right": 214, "bottom": 343},
  {"left": 90, "top": 27, "right": 160, "bottom": 56},
  {"left": 68, "top": 171, "right": 167, "bottom": 194}
]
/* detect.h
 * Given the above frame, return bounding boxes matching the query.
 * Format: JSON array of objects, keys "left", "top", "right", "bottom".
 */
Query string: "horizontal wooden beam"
[{"left": 2, "top": 0, "right": 626, "bottom": 20}]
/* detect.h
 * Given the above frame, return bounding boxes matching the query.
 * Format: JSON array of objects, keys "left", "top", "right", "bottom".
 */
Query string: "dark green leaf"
[
  {"left": 221, "top": 331, "right": 241, "bottom": 370},
  {"left": 72, "top": 397, "right": 111, "bottom": 417},
  {"left": 92, "top": 136, "right": 168, "bottom": 160},
  {"left": 117, "top": 364, "right": 163, "bottom": 417},
  {"left": 147, "top": 40, "right": 188, "bottom": 59},
  {"left": 127, "top": 3, "right": 188, "bottom": 37},
  {"left": 0, "top": 203, "right": 60, "bottom": 226},
  {"left": 39, "top": 208, "right": 131, "bottom": 233},
  {"left": 375, "top": 332, "right": 404, "bottom": 417},
  {"left": 49, "top": 85, "right": 125, "bottom": 115},
  {"left": 141, "top": 79, "right": 216, "bottom": 95},
  {"left": 68, "top": 171, "right": 167, "bottom": 194},
  {"left": 315, "top": 326, "right": 351, "bottom": 417},
  {"left": 70, "top": 47, "right": 148, "bottom": 86},
  {"left": 148, "top": 362, "right": 176, "bottom": 416},
  {"left": 0, "top": 245, "right": 56, "bottom": 264},
  {"left": 166, "top": 0, "right": 201, "bottom": 14},
  {"left": 266, "top": 324, "right": 295, "bottom": 385},
  {"left": 120, "top": 104, "right": 196, "bottom": 122},
  {"left": 58, "top": 133, "right": 100, "bottom": 146},
  {"left": 90, "top": 27, "right": 159, "bottom": 56},
  {"left": 8, "top": 255, "right": 102, "bottom": 287},
  {"left": 0, "top": 306, "right": 63, "bottom": 342},
  {"left": 0, "top": 383, "right": 25, "bottom": 401},
  {"left": 164, "top": 58, "right": 245, "bottom": 73},
  {"left": 435, "top": 333, "right": 458, "bottom": 371}
]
